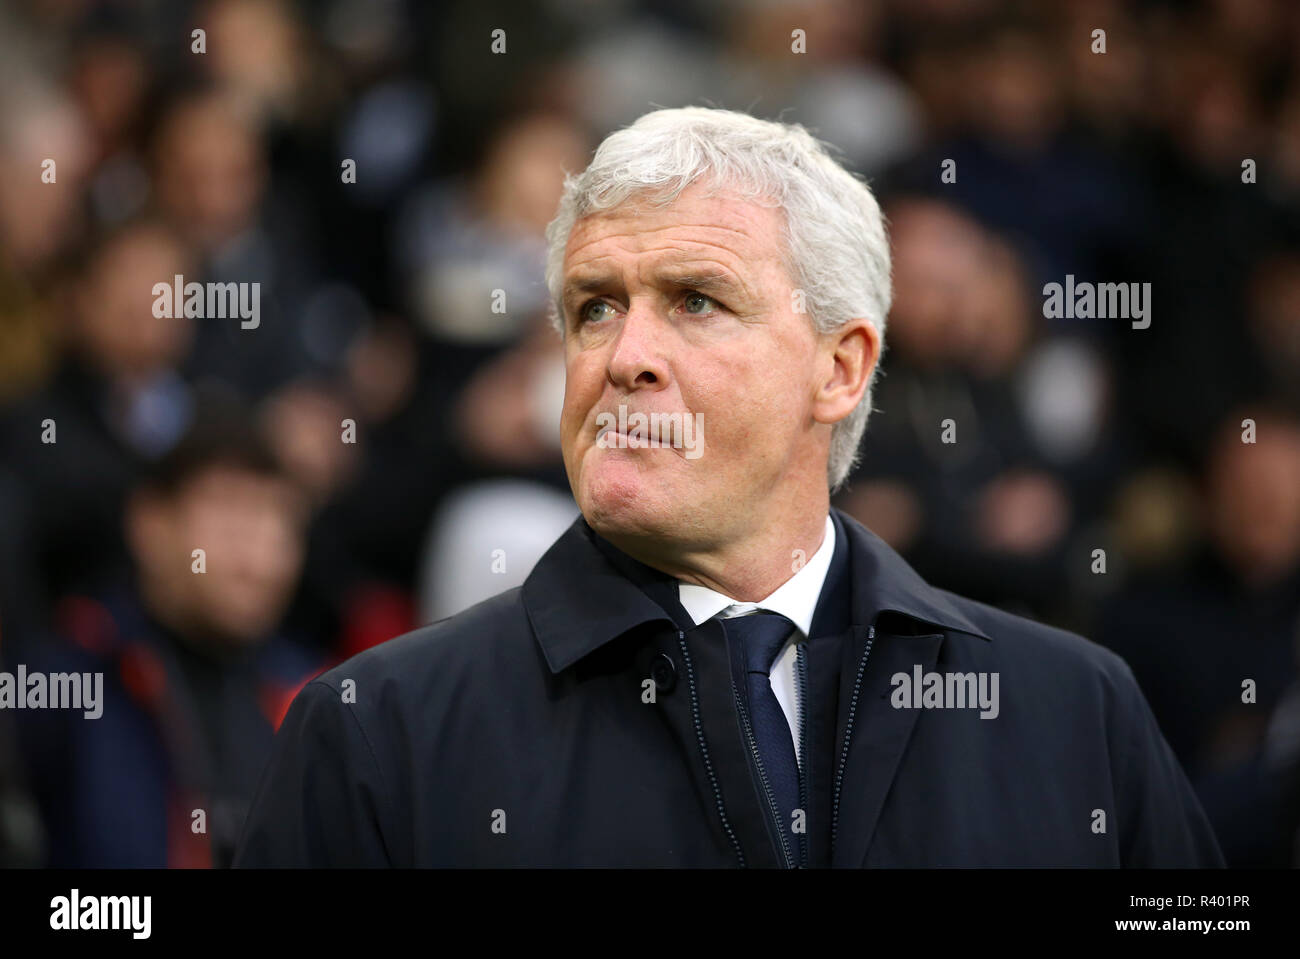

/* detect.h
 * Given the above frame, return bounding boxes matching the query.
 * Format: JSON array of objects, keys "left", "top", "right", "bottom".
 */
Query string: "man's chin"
[{"left": 579, "top": 470, "right": 679, "bottom": 540}]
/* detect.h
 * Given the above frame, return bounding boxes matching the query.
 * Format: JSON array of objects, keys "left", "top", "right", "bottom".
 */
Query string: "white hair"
[{"left": 544, "top": 106, "right": 891, "bottom": 492}]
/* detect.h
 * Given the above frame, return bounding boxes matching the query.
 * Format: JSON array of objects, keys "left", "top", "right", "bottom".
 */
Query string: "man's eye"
[
  {"left": 579, "top": 300, "right": 616, "bottom": 325},
  {"left": 683, "top": 292, "right": 720, "bottom": 314}
]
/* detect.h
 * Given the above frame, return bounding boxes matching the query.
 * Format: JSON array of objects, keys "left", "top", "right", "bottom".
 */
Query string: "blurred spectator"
[
  {"left": 396, "top": 110, "right": 588, "bottom": 345},
  {"left": 1097, "top": 410, "right": 1300, "bottom": 866},
  {"left": 1, "top": 217, "right": 196, "bottom": 641},
  {"left": 67, "top": 27, "right": 153, "bottom": 226},
  {"left": 886, "top": 13, "right": 1151, "bottom": 301},
  {"left": 0, "top": 84, "right": 92, "bottom": 404},
  {"left": 13, "top": 396, "right": 321, "bottom": 867},
  {"left": 192, "top": 0, "right": 318, "bottom": 128},
  {"left": 720, "top": 0, "right": 923, "bottom": 176},
  {"left": 150, "top": 86, "right": 327, "bottom": 398},
  {"left": 838, "top": 197, "right": 1124, "bottom": 623}
]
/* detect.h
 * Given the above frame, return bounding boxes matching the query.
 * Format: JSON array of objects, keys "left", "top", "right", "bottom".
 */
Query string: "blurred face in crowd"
[
  {"left": 969, "top": 30, "right": 1063, "bottom": 147},
  {"left": 557, "top": 182, "right": 875, "bottom": 581},
  {"left": 887, "top": 198, "right": 1033, "bottom": 377},
  {"left": 154, "top": 93, "right": 265, "bottom": 248},
  {"left": 887, "top": 199, "right": 986, "bottom": 367},
  {"left": 128, "top": 465, "right": 307, "bottom": 649},
  {"left": 1207, "top": 418, "right": 1300, "bottom": 587},
  {"left": 201, "top": 0, "right": 306, "bottom": 120},
  {"left": 70, "top": 36, "right": 149, "bottom": 152},
  {"left": 478, "top": 114, "right": 590, "bottom": 237},
  {"left": 0, "top": 98, "right": 91, "bottom": 271},
  {"left": 73, "top": 223, "right": 193, "bottom": 380}
]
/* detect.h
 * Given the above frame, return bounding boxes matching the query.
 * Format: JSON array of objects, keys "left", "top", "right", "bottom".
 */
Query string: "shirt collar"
[
  {"left": 676, "top": 514, "right": 835, "bottom": 637},
  {"left": 523, "top": 507, "right": 993, "bottom": 675}
]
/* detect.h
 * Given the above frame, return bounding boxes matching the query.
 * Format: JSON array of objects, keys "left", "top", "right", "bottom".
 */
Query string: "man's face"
[
  {"left": 558, "top": 183, "right": 836, "bottom": 555},
  {"left": 77, "top": 226, "right": 194, "bottom": 379},
  {"left": 132, "top": 466, "right": 306, "bottom": 648}
]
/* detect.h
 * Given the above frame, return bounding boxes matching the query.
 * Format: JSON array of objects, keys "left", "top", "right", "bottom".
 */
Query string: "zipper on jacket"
[
  {"left": 676, "top": 630, "right": 746, "bottom": 867},
  {"left": 795, "top": 642, "right": 809, "bottom": 868},
  {"left": 831, "top": 624, "right": 875, "bottom": 854},
  {"left": 731, "top": 679, "right": 796, "bottom": 868}
]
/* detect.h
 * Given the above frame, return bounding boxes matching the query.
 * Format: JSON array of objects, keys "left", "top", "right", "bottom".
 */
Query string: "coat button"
[{"left": 650, "top": 653, "right": 677, "bottom": 693}]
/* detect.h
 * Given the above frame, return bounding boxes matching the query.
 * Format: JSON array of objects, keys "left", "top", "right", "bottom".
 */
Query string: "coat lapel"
[{"left": 832, "top": 625, "right": 945, "bottom": 867}]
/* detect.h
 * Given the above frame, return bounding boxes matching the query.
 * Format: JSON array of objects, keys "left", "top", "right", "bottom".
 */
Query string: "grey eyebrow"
[
  {"left": 561, "top": 269, "right": 741, "bottom": 302},
  {"left": 561, "top": 276, "right": 612, "bottom": 301},
  {"left": 664, "top": 271, "right": 741, "bottom": 296}
]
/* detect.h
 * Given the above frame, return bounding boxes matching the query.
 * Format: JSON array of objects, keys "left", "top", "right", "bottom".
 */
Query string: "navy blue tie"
[{"left": 722, "top": 612, "right": 800, "bottom": 849}]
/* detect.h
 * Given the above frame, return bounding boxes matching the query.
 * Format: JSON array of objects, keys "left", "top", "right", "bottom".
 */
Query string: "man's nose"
[{"left": 606, "top": 300, "right": 669, "bottom": 391}]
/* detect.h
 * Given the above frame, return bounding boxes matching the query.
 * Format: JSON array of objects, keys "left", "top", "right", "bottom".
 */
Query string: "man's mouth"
[
  {"left": 591, "top": 407, "right": 704, "bottom": 459},
  {"left": 595, "top": 424, "right": 674, "bottom": 447}
]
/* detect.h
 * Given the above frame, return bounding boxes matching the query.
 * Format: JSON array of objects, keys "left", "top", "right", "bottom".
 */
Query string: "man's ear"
[{"left": 812, "top": 317, "right": 879, "bottom": 426}]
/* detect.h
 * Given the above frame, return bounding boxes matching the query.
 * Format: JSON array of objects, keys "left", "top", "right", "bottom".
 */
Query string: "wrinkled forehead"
[{"left": 563, "top": 184, "right": 793, "bottom": 276}]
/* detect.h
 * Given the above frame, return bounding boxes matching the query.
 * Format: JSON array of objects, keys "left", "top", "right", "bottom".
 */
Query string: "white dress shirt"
[{"left": 676, "top": 514, "right": 836, "bottom": 770}]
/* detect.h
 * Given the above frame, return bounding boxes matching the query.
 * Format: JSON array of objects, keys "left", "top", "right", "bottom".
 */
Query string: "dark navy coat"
[{"left": 234, "top": 508, "right": 1223, "bottom": 867}]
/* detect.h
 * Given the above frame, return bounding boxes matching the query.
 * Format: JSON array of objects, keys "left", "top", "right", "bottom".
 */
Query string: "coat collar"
[{"left": 522, "top": 507, "right": 992, "bottom": 675}]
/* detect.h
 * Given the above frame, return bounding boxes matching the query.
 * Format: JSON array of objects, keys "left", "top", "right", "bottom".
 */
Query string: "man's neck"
[{"left": 603, "top": 499, "right": 831, "bottom": 602}]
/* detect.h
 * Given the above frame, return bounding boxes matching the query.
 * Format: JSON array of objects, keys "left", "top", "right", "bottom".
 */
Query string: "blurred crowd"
[{"left": 0, "top": 0, "right": 1298, "bottom": 868}]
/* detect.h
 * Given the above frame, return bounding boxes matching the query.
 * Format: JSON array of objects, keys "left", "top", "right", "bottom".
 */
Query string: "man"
[
  {"left": 235, "top": 107, "right": 1222, "bottom": 867},
  {"left": 16, "top": 397, "right": 321, "bottom": 866},
  {"left": 0, "top": 216, "right": 196, "bottom": 646}
]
